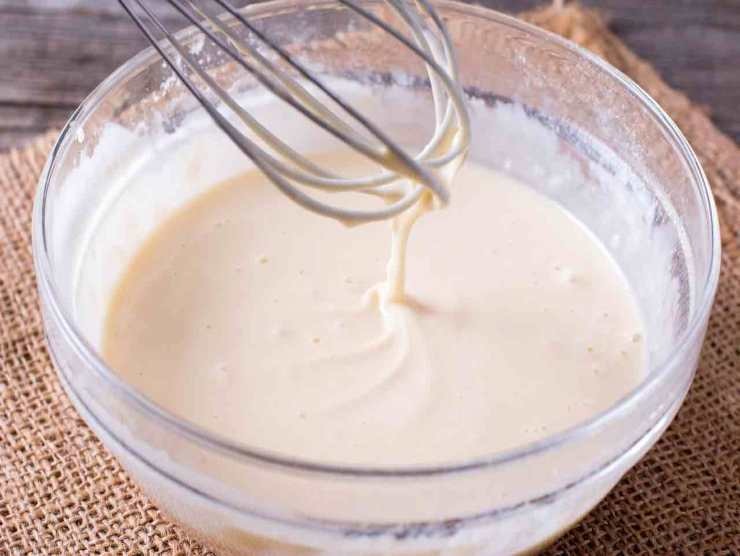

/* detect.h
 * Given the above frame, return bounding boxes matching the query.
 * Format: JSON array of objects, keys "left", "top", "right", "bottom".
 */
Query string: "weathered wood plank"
[
  {"left": 0, "top": 8, "right": 175, "bottom": 105},
  {"left": 1, "top": 0, "right": 738, "bottom": 151}
]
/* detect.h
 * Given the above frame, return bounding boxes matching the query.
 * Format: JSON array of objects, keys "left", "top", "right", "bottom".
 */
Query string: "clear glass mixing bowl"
[{"left": 33, "top": 1, "right": 720, "bottom": 554}]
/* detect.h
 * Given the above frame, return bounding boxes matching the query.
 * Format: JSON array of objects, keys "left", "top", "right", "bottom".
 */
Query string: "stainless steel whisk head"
[{"left": 119, "top": 0, "right": 470, "bottom": 223}]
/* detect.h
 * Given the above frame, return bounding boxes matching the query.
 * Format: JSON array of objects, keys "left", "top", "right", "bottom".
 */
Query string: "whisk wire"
[
  {"left": 210, "top": 0, "right": 463, "bottom": 178},
  {"left": 168, "top": 0, "right": 447, "bottom": 198},
  {"left": 211, "top": 0, "right": 467, "bottom": 167},
  {"left": 119, "top": 0, "right": 470, "bottom": 222}
]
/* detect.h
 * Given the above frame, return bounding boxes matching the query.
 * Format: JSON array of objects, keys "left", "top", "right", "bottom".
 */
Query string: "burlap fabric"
[{"left": 1, "top": 3, "right": 738, "bottom": 554}]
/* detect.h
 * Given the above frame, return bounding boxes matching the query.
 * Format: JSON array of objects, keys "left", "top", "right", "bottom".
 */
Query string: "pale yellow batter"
[{"left": 103, "top": 155, "right": 646, "bottom": 466}]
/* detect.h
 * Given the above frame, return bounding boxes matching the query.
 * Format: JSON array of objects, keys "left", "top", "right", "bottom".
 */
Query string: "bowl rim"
[{"left": 32, "top": 0, "right": 721, "bottom": 479}]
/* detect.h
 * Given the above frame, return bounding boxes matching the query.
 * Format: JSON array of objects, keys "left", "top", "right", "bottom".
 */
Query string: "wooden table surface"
[{"left": 1, "top": 0, "right": 739, "bottom": 151}]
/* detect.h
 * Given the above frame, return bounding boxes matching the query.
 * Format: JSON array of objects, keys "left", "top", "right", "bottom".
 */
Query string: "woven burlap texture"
[{"left": 1, "top": 4, "right": 738, "bottom": 555}]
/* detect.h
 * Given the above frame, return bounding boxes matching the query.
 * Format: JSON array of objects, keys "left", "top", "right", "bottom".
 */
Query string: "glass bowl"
[{"left": 33, "top": 1, "right": 720, "bottom": 554}]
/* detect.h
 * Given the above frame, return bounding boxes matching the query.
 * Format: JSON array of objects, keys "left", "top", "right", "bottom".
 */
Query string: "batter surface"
[{"left": 103, "top": 156, "right": 646, "bottom": 466}]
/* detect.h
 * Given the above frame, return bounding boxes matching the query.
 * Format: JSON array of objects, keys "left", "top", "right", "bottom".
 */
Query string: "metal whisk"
[{"left": 119, "top": 0, "right": 470, "bottom": 223}]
